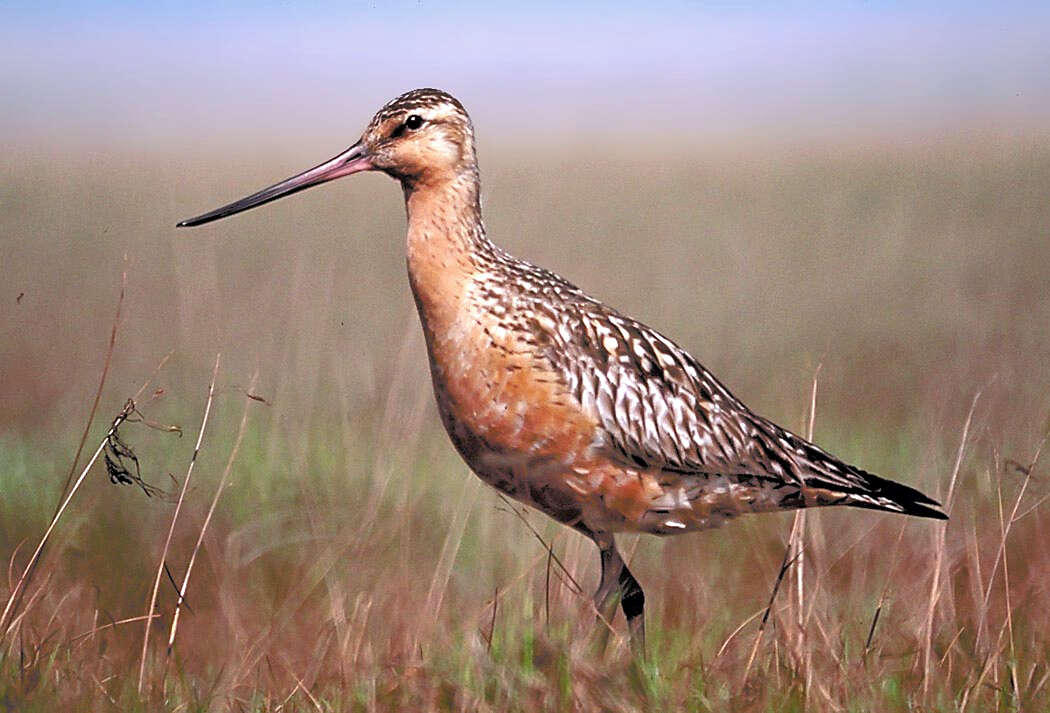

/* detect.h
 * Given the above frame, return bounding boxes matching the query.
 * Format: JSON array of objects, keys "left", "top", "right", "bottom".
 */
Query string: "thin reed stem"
[
  {"left": 166, "top": 370, "right": 259, "bottom": 656},
  {"left": 922, "top": 389, "right": 980, "bottom": 698},
  {"left": 138, "top": 353, "right": 221, "bottom": 694}
]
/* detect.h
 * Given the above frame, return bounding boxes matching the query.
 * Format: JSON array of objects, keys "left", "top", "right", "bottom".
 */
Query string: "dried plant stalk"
[{"left": 138, "top": 353, "right": 221, "bottom": 694}]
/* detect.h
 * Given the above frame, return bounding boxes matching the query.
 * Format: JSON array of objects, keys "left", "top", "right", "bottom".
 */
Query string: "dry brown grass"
[{"left": 2, "top": 131, "right": 1049, "bottom": 711}]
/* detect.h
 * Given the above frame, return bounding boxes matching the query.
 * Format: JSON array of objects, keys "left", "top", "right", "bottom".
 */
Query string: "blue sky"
[{"left": 3, "top": 2, "right": 1049, "bottom": 144}]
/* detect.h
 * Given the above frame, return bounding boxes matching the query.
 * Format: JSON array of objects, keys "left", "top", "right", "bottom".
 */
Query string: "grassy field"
[{"left": 2, "top": 131, "right": 1050, "bottom": 711}]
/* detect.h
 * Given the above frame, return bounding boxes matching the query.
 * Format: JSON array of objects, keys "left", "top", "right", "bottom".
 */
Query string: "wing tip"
[
  {"left": 897, "top": 498, "right": 950, "bottom": 521},
  {"left": 851, "top": 475, "right": 949, "bottom": 521}
]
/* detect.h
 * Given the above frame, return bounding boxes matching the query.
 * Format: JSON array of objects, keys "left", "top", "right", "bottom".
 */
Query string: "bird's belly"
[{"left": 626, "top": 473, "right": 800, "bottom": 534}]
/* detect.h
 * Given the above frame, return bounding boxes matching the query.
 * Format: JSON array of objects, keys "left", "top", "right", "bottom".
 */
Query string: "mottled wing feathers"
[
  {"left": 501, "top": 262, "right": 945, "bottom": 520},
  {"left": 746, "top": 413, "right": 947, "bottom": 518},
  {"left": 559, "top": 303, "right": 766, "bottom": 476}
]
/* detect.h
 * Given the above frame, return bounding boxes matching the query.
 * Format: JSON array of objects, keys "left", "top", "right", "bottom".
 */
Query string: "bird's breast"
[{"left": 415, "top": 283, "right": 599, "bottom": 468}]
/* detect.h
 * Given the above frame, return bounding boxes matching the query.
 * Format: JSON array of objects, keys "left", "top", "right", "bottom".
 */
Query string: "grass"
[{"left": 2, "top": 130, "right": 1050, "bottom": 710}]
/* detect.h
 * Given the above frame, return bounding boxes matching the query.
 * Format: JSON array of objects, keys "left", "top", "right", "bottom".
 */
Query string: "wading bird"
[{"left": 179, "top": 88, "right": 946, "bottom": 655}]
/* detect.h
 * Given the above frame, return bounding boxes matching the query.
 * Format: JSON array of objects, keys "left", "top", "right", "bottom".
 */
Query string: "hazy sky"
[{"left": 3, "top": 2, "right": 1049, "bottom": 144}]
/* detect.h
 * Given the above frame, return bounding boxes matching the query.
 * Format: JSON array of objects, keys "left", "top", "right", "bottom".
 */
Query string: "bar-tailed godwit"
[{"left": 179, "top": 88, "right": 946, "bottom": 654}]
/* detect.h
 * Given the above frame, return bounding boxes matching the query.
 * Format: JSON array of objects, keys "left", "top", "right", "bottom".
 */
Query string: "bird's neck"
[{"left": 403, "top": 172, "right": 497, "bottom": 330}]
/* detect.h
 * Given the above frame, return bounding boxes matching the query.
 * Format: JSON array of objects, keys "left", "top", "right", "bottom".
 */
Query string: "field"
[{"left": 2, "top": 130, "right": 1050, "bottom": 711}]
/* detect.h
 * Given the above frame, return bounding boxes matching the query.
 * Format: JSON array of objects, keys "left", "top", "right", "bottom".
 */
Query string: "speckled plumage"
[
  {"left": 179, "top": 87, "right": 947, "bottom": 655},
  {"left": 421, "top": 230, "right": 944, "bottom": 536}
]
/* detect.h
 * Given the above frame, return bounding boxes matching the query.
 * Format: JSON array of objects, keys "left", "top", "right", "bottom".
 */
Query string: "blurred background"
[
  {"left": 3, "top": 0, "right": 1048, "bottom": 430},
  {"left": 4, "top": 1, "right": 1050, "bottom": 142},
  {"left": 2, "top": 1, "right": 1050, "bottom": 708}
]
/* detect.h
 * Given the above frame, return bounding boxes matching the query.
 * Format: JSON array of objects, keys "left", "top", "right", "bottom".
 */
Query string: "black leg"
[
  {"left": 590, "top": 532, "right": 646, "bottom": 657},
  {"left": 618, "top": 559, "right": 646, "bottom": 655}
]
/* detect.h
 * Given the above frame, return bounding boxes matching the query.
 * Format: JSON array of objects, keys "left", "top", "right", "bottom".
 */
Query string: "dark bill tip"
[{"left": 177, "top": 142, "right": 372, "bottom": 228}]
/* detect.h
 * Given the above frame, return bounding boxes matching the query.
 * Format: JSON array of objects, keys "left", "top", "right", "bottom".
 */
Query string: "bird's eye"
[{"left": 404, "top": 114, "right": 424, "bottom": 131}]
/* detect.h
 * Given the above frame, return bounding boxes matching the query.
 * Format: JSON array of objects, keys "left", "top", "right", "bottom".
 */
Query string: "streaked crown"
[{"left": 362, "top": 88, "right": 477, "bottom": 186}]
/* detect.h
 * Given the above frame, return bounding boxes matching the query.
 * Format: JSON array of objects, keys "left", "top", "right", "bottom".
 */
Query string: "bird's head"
[
  {"left": 177, "top": 88, "right": 476, "bottom": 228},
  {"left": 361, "top": 88, "right": 477, "bottom": 186}
]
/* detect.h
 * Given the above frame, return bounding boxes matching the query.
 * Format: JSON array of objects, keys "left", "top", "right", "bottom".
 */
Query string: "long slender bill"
[{"left": 177, "top": 142, "right": 372, "bottom": 227}]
